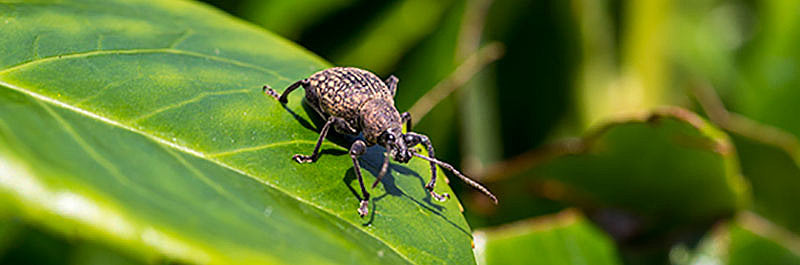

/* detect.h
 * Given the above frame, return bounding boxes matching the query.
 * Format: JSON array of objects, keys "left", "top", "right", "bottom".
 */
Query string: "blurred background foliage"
[
  {"left": 4, "top": 0, "right": 800, "bottom": 264},
  {"left": 193, "top": 0, "right": 800, "bottom": 264}
]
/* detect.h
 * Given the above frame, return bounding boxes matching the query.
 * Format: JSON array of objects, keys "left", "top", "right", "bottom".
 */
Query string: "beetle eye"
[{"left": 380, "top": 131, "right": 395, "bottom": 144}]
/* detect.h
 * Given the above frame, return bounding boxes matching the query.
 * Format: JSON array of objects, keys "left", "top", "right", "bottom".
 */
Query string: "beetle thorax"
[{"left": 359, "top": 98, "right": 402, "bottom": 145}]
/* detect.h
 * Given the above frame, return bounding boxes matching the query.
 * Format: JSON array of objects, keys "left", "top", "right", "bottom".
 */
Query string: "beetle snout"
[
  {"left": 395, "top": 149, "right": 412, "bottom": 163},
  {"left": 388, "top": 140, "right": 411, "bottom": 163}
]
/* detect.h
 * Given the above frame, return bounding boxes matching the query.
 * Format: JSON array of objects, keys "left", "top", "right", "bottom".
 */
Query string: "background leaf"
[
  {"left": 687, "top": 212, "right": 800, "bottom": 265},
  {"left": 475, "top": 107, "right": 749, "bottom": 263},
  {"left": 0, "top": 0, "right": 475, "bottom": 264},
  {"left": 473, "top": 209, "right": 622, "bottom": 265},
  {"left": 480, "top": 108, "right": 748, "bottom": 224},
  {"left": 730, "top": 133, "right": 800, "bottom": 236}
]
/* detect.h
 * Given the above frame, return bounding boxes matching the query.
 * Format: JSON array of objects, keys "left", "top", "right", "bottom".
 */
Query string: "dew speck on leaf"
[{"left": 263, "top": 206, "right": 273, "bottom": 217}]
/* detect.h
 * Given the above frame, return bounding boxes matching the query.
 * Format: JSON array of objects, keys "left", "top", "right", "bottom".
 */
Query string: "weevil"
[{"left": 264, "top": 67, "right": 497, "bottom": 217}]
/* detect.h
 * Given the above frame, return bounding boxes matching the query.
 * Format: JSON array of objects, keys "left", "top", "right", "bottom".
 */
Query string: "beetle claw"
[
  {"left": 426, "top": 183, "right": 449, "bottom": 201},
  {"left": 358, "top": 200, "right": 369, "bottom": 217},
  {"left": 292, "top": 154, "right": 314, "bottom": 163},
  {"left": 431, "top": 191, "right": 450, "bottom": 202}
]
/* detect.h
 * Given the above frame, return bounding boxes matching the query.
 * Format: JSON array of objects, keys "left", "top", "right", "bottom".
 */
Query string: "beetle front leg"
[
  {"left": 292, "top": 116, "right": 335, "bottom": 163},
  {"left": 406, "top": 132, "right": 450, "bottom": 202},
  {"left": 349, "top": 140, "right": 370, "bottom": 217},
  {"left": 263, "top": 79, "right": 308, "bottom": 104}
]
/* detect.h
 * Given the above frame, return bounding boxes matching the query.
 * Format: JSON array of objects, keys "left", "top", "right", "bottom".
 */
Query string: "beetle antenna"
[
  {"left": 411, "top": 153, "right": 498, "bottom": 204},
  {"left": 372, "top": 145, "right": 392, "bottom": 188}
]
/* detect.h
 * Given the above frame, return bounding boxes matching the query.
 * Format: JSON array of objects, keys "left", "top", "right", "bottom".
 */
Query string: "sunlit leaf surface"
[{"left": 0, "top": 0, "right": 474, "bottom": 264}]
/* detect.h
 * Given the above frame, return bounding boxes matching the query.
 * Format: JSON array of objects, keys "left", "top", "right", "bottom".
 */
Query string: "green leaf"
[
  {"left": 671, "top": 0, "right": 800, "bottom": 240},
  {"left": 485, "top": 107, "right": 749, "bottom": 222},
  {"left": 669, "top": 0, "right": 800, "bottom": 242},
  {"left": 0, "top": 220, "right": 147, "bottom": 265},
  {"left": 687, "top": 212, "right": 800, "bottom": 265},
  {"left": 734, "top": 135, "right": 800, "bottom": 224},
  {"left": 726, "top": 126, "right": 800, "bottom": 235},
  {"left": 473, "top": 209, "right": 622, "bottom": 265},
  {"left": 707, "top": 0, "right": 800, "bottom": 237},
  {"left": 0, "top": 1, "right": 474, "bottom": 264}
]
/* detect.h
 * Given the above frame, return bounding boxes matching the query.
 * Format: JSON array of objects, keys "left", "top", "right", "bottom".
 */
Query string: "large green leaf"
[
  {"left": 0, "top": 219, "right": 147, "bottom": 265},
  {"left": 0, "top": 0, "right": 474, "bottom": 264},
  {"left": 473, "top": 209, "right": 622, "bottom": 265}
]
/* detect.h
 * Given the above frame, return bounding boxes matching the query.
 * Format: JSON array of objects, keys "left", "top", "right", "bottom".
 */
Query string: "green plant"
[
  {"left": 0, "top": 1, "right": 474, "bottom": 264},
  {"left": 5, "top": 0, "right": 800, "bottom": 264}
]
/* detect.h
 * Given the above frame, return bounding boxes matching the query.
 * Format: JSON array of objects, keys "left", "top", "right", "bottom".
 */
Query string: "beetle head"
[{"left": 378, "top": 127, "right": 412, "bottom": 163}]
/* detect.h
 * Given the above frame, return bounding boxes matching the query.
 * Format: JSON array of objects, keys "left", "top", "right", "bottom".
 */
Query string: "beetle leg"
[
  {"left": 372, "top": 145, "right": 392, "bottom": 188},
  {"left": 401, "top": 112, "right": 412, "bottom": 132},
  {"left": 413, "top": 152, "right": 497, "bottom": 204},
  {"left": 385, "top": 75, "right": 399, "bottom": 96},
  {"left": 263, "top": 79, "right": 308, "bottom": 104},
  {"left": 406, "top": 132, "right": 450, "bottom": 202},
  {"left": 349, "top": 140, "right": 370, "bottom": 217},
  {"left": 292, "top": 116, "right": 335, "bottom": 163}
]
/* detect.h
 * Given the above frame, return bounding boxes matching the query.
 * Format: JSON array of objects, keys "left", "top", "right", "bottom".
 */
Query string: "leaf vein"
[
  {"left": 208, "top": 139, "right": 342, "bottom": 158},
  {"left": 130, "top": 88, "right": 251, "bottom": 124},
  {"left": 168, "top": 29, "right": 193, "bottom": 49},
  {"left": 74, "top": 76, "right": 139, "bottom": 107},
  {"left": 0, "top": 48, "right": 290, "bottom": 82},
  {"left": 96, "top": 33, "right": 104, "bottom": 50},
  {"left": 32, "top": 34, "right": 41, "bottom": 59},
  {"left": 36, "top": 100, "right": 135, "bottom": 187},
  {"left": 159, "top": 144, "right": 267, "bottom": 219}
]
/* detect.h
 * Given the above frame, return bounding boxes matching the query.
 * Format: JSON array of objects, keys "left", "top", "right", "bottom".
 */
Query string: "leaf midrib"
[
  {"left": 0, "top": 48, "right": 290, "bottom": 83},
  {"left": 0, "top": 58, "right": 420, "bottom": 264}
]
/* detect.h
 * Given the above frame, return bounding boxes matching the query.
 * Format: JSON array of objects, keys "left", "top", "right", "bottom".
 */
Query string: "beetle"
[{"left": 264, "top": 67, "right": 497, "bottom": 217}]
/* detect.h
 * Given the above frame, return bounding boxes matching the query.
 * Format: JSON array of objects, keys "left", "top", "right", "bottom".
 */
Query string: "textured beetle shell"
[
  {"left": 303, "top": 67, "right": 401, "bottom": 144},
  {"left": 359, "top": 99, "right": 402, "bottom": 144}
]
